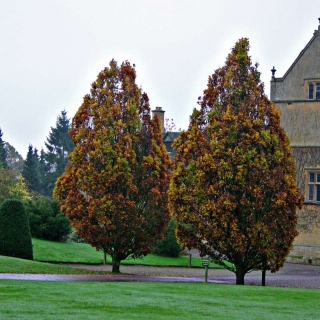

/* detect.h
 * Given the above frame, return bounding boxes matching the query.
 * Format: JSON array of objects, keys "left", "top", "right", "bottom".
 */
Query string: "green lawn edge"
[{"left": 32, "top": 238, "right": 225, "bottom": 268}]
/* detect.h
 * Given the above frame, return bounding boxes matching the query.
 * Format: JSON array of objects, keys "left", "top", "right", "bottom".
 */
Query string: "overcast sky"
[{"left": 1, "top": 0, "right": 319, "bottom": 157}]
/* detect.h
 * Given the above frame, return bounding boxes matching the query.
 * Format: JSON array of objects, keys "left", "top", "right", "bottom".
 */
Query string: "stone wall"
[
  {"left": 276, "top": 101, "right": 320, "bottom": 146},
  {"left": 288, "top": 147, "right": 320, "bottom": 263}
]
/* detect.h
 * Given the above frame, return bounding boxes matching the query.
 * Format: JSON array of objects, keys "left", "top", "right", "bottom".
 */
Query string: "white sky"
[{"left": 0, "top": 0, "right": 319, "bottom": 157}]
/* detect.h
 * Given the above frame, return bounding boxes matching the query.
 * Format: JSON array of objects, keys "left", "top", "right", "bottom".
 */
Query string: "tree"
[
  {"left": 24, "top": 198, "right": 71, "bottom": 241},
  {"left": 154, "top": 218, "right": 182, "bottom": 257},
  {"left": 0, "top": 128, "right": 8, "bottom": 169},
  {"left": 168, "top": 38, "right": 304, "bottom": 285},
  {"left": 164, "top": 118, "right": 181, "bottom": 132},
  {"left": 54, "top": 59, "right": 171, "bottom": 273},
  {"left": 4, "top": 142, "right": 24, "bottom": 173},
  {"left": 43, "top": 110, "right": 74, "bottom": 196},
  {"left": 0, "top": 169, "right": 32, "bottom": 204},
  {"left": 0, "top": 199, "right": 33, "bottom": 260},
  {"left": 22, "top": 145, "right": 41, "bottom": 193}
]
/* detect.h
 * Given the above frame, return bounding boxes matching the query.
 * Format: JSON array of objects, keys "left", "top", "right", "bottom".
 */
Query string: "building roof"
[{"left": 272, "top": 20, "right": 320, "bottom": 82}]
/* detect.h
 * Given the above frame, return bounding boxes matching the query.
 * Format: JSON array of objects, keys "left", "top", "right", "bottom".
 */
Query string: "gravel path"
[
  {"left": 60, "top": 262, "right": 320, "bottom": 288},
  {"left": 1, "top": 262, "right": 320, "bottom": 288}
]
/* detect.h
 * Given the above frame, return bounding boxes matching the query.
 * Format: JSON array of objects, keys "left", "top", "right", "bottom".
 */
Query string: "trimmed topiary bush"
[
  {"left": 154, "top": 218, "right": 182, "bottom": 257},
  {"left": 0, "top": 199, "right": 33, "bottom": 260}
]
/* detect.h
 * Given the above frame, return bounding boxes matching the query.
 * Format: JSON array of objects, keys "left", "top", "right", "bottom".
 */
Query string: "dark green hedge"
[
  {"left": 24, "top": 198, "right": 71, "bottom": 241},
  {"left": 0, "top": 199, "right": 33, "bottom": 260},
  {"left": 154, "top": 218, "right": 182, "bottom": 257}
]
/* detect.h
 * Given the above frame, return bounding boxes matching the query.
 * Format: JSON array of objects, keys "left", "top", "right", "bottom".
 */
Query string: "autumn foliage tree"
[
  {"left": 54, "top": 60, "right": 171, "bottom": 273},
  {"left": 169, "top": 38, "right": 304, "bottom": 285}
]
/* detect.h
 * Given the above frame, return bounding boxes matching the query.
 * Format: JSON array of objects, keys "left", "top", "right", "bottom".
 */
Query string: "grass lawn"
[
  {"left": 32, "top": 238, "right": 224, "bottom": 268},
  {"left": 0, "top": 239, "right": 224, "bottom": 275},
  {"left": 0, "top": 255, "right": 108, "bottom": 275},
  {"left": 0, "top": 281, "right": 319, "bottom": 319}
]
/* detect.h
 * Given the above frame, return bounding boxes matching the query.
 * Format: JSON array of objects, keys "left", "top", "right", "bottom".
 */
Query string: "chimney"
[{"left": 152, "top": 106, "right": 165, "bottom": 132}]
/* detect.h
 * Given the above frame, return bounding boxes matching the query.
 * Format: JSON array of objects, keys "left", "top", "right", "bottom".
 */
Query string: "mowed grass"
[
  {"left": 0, "top": 239, "right": 223, "bottom": 275},
  {"left": 0, "top": 255, "right": 107, "bottom": 275},
  {"left": 0, "top": 281, "right": 319, "bottom": 320},
  {"left": 1, "top": 240, "right": 319, "bottom": 319},
  {"left": 32, "top": 238, "right": 224, "bottom": 268}
]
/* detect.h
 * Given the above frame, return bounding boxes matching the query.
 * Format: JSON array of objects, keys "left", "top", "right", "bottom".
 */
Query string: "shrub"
[
  {"left": 24, "top": 198, "right": 71, "bottom": 241},
  {"left": 0, "top": 199, "right": 33, "bottom": 260},
  {"left": 154, "top": 218, "right": 182, "bottom": 257}
]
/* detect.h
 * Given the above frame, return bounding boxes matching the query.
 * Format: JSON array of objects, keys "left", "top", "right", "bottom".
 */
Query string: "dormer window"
[
  {"left": 309, "top": 83, "right": 314, "bottom": 99},
  {"left": 316, "top": 83, "right": 320, "bottom": 100}
]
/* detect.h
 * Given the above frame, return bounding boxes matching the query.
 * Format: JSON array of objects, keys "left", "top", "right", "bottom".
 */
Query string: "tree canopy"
[
  {"left": 0, "top": 128, "right": 8, "bottom": 169},
  {"left": 4, "top": 142, "right": 24, "bottom": 173},
  {"left": 168, "top": 38, "right": 304, "bottom": 285},
  {"left": 0, "top": 169, "right": 32, "bottom": 204},
  {"left": 54, "top": 59, "right": 171, "bottom": 272}
]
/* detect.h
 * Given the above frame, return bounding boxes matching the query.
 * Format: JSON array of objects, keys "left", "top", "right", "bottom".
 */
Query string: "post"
[
  {"left": 188, "top": 254, "right": 192, "bottom": 268},
  {"left": 202, "top": 259, "right": 209, "bottom": 283},
  {"left": 205, "top": 266, "right": 208, "bottom": 283},
  {"left": 262, "top": 270, "right": 266, "bottom": 286}
]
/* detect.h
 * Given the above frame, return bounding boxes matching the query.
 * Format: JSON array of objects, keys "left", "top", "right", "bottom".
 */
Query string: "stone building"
[
  {"left": 152, "top": 107, "right": 180, "bottom": 159},
  {"left": 270, "top": 19, "right": 320, "bottom": 264}
]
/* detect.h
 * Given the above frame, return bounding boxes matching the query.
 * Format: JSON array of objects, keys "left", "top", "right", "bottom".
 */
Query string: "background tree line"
[{"left": 0, "top": 110, "right": 73, "bottom": 241}]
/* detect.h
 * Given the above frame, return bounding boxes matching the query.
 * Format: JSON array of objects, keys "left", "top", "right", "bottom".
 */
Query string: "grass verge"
[
  {"left": 0, "top": 281, "right": 319, "bottom": 319},
  {"left": 0, "top": 255, "right": 108, "bottom": 275}
]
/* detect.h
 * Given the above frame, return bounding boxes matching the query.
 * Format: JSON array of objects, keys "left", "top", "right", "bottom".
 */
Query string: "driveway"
[{"left": 1, "top": 263, "right": 320, "bottom": 288}]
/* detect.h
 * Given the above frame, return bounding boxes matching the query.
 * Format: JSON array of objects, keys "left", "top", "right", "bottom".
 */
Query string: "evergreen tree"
[
  {"left": 22, "top": 145, "right": 41, "bottom": 193},
  {"left": 154, "top": 218, "right": 182, "bottom": 257},
  {"left": 38, "top": 149, "right": 50, "bottom": 196},
  {"left": 0, "top": 199, "right": 33, "bottom": 260},
  {"left": 0, "top": 128, "right": 8, "bottom": 169},
  {"left": 43, "top": 110, "right": 74, "bottom": 196}
]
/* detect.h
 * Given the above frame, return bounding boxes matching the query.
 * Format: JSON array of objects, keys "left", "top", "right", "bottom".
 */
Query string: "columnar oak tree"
[
  {"left": 169, "top": 38, "right": 303, "bottom": 285},
  {"left": 54, "top": 60, "right": 171, "bottom": 272}
]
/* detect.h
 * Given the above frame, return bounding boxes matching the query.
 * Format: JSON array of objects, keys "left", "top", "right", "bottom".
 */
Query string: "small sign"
[{"left": 202, "top": 259, "right": 209, "bottom": 267}]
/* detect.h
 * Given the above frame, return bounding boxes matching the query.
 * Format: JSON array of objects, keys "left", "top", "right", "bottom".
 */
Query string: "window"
[
  {"left": 316, "top": 83, "right": 320, "bottom": 100},
  {"left": 309, "top": 83, "right": 314, "bottom": 99},
  {"left": 307, "top": 172, "right": 320, "bottom": 202}
]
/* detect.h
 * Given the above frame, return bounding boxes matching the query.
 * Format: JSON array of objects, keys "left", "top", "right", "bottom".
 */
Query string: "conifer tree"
[
  {"left": 54, "top": 60, "right": 171, "bottom": 273},
  {"left": 43, "top": 110, "right": 74, "bottom": 196},
  {"left": 0, "top": 199, "right": 33, "bottom": 260},
  {"left": 169, "top": 38, "right": 304, "bottom": 285},
  {"left": 22, "top": 145, "right": 41, "bottom": 193}
]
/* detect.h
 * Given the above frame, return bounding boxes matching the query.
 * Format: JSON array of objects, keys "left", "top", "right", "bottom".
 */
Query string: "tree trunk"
[
  {"left": 262, "top": 270, "right": 266, "bottom": 286},
  {"left": 112, "top": 253, "right": 121, "bottom": 273},
  {"left": 235, "top": 269, "right": 245, "bottom": 285}
]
